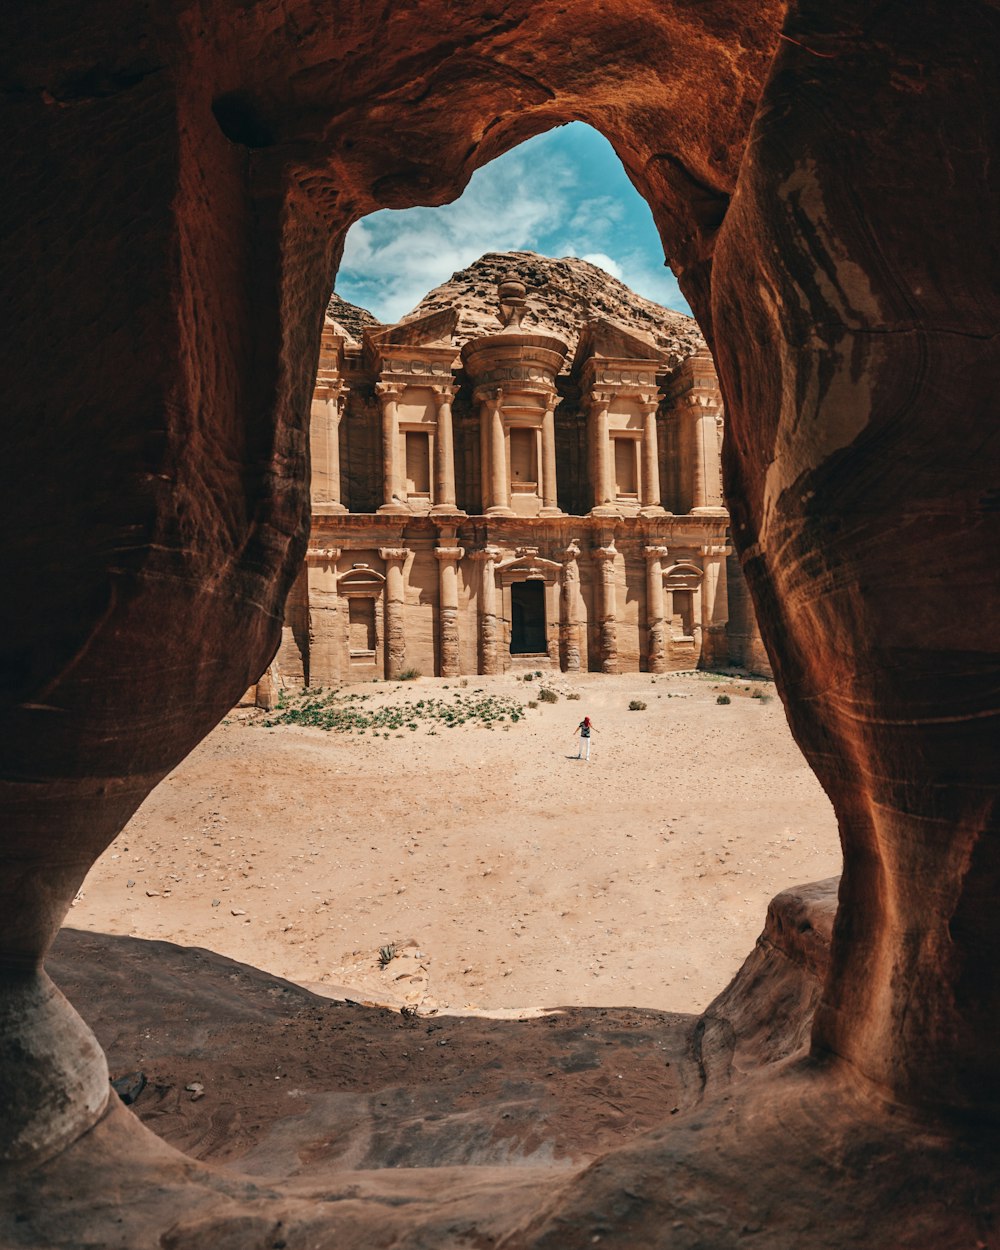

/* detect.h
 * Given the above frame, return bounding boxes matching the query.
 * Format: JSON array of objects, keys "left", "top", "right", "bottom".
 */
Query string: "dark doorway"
[{"left": 510, "top": 580, "right": 546, "bottom": 654}]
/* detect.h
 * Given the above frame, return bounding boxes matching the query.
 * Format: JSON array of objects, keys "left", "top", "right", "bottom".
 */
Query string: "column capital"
[
  {"left": 379, "top": 547, "right": 408, "bottom": 564},
  {"left": 700, "top": 543, "right": 732, "bottom": 557},
  {"left": 589, "top": 389, "right": 615, "bottom": 409},
  {"left": 432, "top": 385, "right": 458, "bottom": 405},
  {"left": 563, "top": 540, "right": 581, "bottom": 561},
  {"left": 473, "top": 384, "right": 504, "bottom": 405},
  {"left": 434, "top": 546, "right": 464, "bottom": 562},
  {"left": 375, "top": 381, "right": 405, "bottom": 401},
  {"left": 470, "top": 546, "right": 503, "bottom": 563},
  {"left": 314, "top": 381, "right": 347, "bottom": 403},
  {"left": 307, "top": 546, "right": 341, "bottom": 563},
  {"left": 682, "top": 391, "right": 719, "bottom": 410},
  {"left": 593, "top": 544, "right": 617, "bottom": 563},
  {"left": 644, "top": 545, "right": 669, "bottom": 561}
]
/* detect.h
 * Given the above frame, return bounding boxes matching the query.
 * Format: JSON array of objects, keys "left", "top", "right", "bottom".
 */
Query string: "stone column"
[
  {"left": 593, "top": 543, "right": 619, "bottom": 674},
  {"left": 306, "top": 545, "right": 341, "bottom": 684},
  {"left": 379, "top": 547, "right": 408, "bottom": 677},
  {"left": 560, "top": 541, "right": 582, "bottom": 672},
  {"left": 490, "top": 395, "right": 510, "bottom": 514},
  {"left": 589, "top": 389, "right": 614, "bottom": 512},
  {"left": 472, "top": 546, "right": 502, "bottom": 674},
  {"left": 644, "top": 545, "right": 669, "bottom": 673},
  {"left": 310, "top": 386, "right": 348, "bottom": 511},
  {"left": 690, "top": 397, "right": 724, "bottom": 512},
  {"left": 640, "top": 401, "right": 663, "bottom": 514},
  {"left": 435, "top": 546, "right": 464, "bottom": 676},
  {"left": 700, "top": 542, "right": 731, "bottom": 668},
  {"left": 376, "top": 382, "right": 406, "bottom": 513},
  {"left": 479, "top": 394, "right": 491, "bottom": 512},
  {"left": 540, "top": 393, "right": 561, "bottom": 516},
  {"left": 432, "top": 385, "right": 458, "bottom": 512}
]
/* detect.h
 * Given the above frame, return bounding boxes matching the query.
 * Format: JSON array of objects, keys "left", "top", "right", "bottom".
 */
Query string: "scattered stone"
[{"left": 110, "top": 1071, "right": 146, "bottom": 1106}]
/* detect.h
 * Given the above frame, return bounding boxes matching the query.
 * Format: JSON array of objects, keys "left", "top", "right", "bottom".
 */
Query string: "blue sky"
[{"left": 335, "top": 122, "right": 691, "bottom": 323}]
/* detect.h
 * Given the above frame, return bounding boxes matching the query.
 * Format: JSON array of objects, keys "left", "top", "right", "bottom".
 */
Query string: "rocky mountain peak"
[{"left": 400, "top": 251, "right": 705, "bottom": 369}]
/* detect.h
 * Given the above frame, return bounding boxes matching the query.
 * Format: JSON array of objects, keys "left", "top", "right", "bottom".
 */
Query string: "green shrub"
[
  {"left": 522, "top": 672, "right": 533, "bottom": 681},
  {"left": 528, "top": 700, "right": 538, "bottom": 709},
  {"left": 398, "top": 667, "right": 421, "bottom": 681},
  {"left": 538, "top": 687, "right": 558, "bottom": 703},
  {"left": 566, "top": 692, "right": 581, "bottom": 701},
  {"left": 716, "top": 694, "right": 731, "bottom": 705},
  {"left": 629, "top": 699, "right": 647, "bottom": 711},
  {"left": 378, "top": 943, "right": 397, "bottom": 969}
]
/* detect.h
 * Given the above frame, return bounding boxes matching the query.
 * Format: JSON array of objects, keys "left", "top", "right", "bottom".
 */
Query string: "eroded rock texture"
[{"left": 2, "top": 0, "right": 999, "bottom": 1242}]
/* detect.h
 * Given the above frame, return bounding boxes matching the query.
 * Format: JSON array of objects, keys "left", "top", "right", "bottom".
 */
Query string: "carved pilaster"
[
  {"left": 588, "top": 389, "right": 616, "bottom": 513},
  {"left": 560, "top": 541, "right": 582, "bottom": 673},
  {"left": 376, "top": 382, "right": 406, "bottom": 513},
  {"left": 471, "top": 546, "right": 502, "bottom": 675},
  {"left": 540, "top": 392, "right": 561, "bottom": 516},
  {"left": 593, "top": 543, "right": 619, "bottom": 674},
  {"left": 435, "top": 546, "right": 464, "bottom": 677},
  {"left": 684, "top": 391, "right": 725, "bottom": 513},
  {"left": 310, "top": 384, "right": 348, "bottom": 512},
  {"left": 379, "top": 547, "right": 408, "bottom": 678},
  {"left": 431, "top": 385, "right": 460, "bottom": 513},
  {"left": 640, "top": 402, "right": 664, "bottom": 515},
  {"left": 644, "top": 545, "right": 669, "bottom": 674}
]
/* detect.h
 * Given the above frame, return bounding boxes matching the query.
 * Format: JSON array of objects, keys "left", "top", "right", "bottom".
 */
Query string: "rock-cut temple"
[{"left": 269, "top": 254, "right": 767, "bottom": 688}]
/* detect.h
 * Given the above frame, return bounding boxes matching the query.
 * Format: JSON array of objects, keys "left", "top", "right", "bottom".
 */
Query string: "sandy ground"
[{"left": 70, "top": 671, "right": 841, "bottom": 1016}]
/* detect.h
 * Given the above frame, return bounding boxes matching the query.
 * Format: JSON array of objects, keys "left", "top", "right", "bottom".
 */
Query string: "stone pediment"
[
  {"left": 572, "top": 317, "right": 663, "bottom": 374},
  {"left": 365, "top": 307, "right": 458, "bottom": 350}
]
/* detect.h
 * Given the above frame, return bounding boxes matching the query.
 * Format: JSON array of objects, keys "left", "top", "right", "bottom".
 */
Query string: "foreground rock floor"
[{"left": 4, "top": 883, "right": 997, "bottom": 1248}]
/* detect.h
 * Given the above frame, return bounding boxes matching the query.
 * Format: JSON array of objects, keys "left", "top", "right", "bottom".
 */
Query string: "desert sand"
[{"left": 70, "top": 671, "right": 841, "bottom": 1016}]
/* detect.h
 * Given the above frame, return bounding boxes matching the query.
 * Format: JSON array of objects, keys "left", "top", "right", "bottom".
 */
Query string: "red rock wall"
[
  {"left": 3, "top": 0, "right": 998, "bottom": 1186},
  {"left": 712, "top": 2, "right": 1000, "bottom": 1115}
]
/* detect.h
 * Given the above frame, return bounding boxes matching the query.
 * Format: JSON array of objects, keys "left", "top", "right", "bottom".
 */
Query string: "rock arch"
[{"left": 2, "top": 0, "right": 999, "bottom": 1242}]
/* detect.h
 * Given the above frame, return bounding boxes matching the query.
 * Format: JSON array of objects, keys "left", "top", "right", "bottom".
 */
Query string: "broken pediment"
[{"left": 572, "top": 317, "right": 664, "bottom": 374}]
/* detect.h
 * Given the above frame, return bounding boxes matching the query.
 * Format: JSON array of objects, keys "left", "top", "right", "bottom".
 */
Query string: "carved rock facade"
[{"left": 273, "top": 258, "right": 761, "bottom": 685}]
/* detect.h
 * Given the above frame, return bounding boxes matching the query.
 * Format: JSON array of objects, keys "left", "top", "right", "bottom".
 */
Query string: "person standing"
[{"left": 576, "top": 715, "right": 596, "bottom": 761}]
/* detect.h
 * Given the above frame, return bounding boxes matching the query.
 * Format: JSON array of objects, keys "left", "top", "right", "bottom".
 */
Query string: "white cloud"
[
  {"left": 334, "top": 128, "right": 693, "bottom": 321},
  {"left": 580, "top": 252, "right": 623, "bottom": 279},
  {"left": 337, "top": 147, "right": 581, "bottom": 322}
]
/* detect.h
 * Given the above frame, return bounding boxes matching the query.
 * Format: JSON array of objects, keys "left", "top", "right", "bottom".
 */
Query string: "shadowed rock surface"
[{"left": 2, "top": 0, "right": 999, "bottom": 1243}]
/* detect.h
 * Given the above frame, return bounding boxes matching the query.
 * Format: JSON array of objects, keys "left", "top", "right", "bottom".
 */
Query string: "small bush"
[
  {"left": 378, "top": 943, "right": 397, "bottom": 969},
  {"left": 566, "top": 692, "right": 581, "bottom": 701},
  {"left": 538, "top": 687, "right": 558, "bottom": 703},
  {"left": 628, "top": 699, "right": 647, "bottom": 711},
  {"left": 535, "top": 670, "right": 543, "bottom": 678},
  {"left": 528, "top": 700, "right": 538, "bottom": 709},
  {"left": 716, "top": 694, "right": 731, "bottom": 705},
  {"left": 522, "top": 672, "right": 533, "bottom": 682},
  {"left": 398, "top": 667, "right": 421, "bottom": 681}
]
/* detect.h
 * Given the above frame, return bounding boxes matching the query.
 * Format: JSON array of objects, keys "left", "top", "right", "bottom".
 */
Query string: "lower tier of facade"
[
  {"left": 270, "top": 507, "right": 770, "bottom": 690},
  {"left": 268, "top": 511, "right": 769, "bottom": 687}
]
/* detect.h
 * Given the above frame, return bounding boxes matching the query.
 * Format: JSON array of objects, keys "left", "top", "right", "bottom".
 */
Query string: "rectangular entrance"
[{"left": 510, "top": 579, "right": 546, "bottom": 654}]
